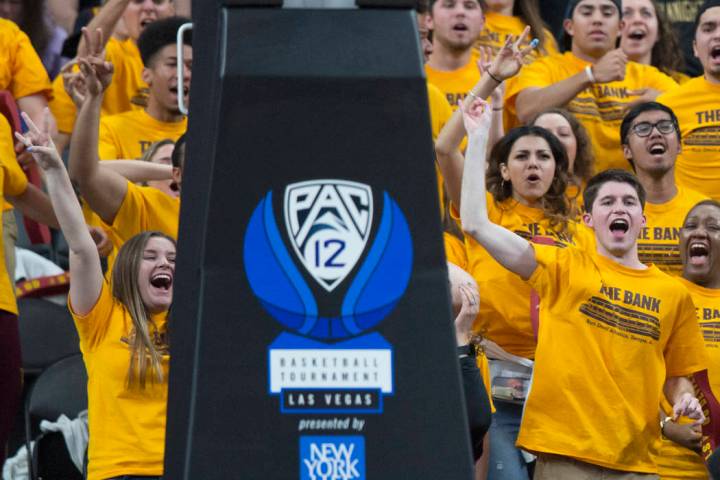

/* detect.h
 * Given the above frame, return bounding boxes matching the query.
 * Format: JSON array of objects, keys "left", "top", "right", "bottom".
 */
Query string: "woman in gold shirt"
[
  {"left": 18, "top": 111, "right": 174, "bottom": 480},
  {"left": 621, "top": 0, "right": 690, "bottom": 84}
]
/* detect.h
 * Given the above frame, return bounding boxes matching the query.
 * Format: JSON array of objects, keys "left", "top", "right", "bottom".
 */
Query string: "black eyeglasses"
[{"left": 631, "top": 120, "right": 676, "bottom": 137}]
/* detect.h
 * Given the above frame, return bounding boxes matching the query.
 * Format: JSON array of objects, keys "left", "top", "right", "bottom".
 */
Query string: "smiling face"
[
  {"left": 565, "top": 0, "right": 623, "bottom": 57},
  {"left": 533, "top": 113, "right": 578, "bottom": 174},
  {"left": 429, "top": 0, "right": 485, "bottom": 52},
  {"left": 500, "top": 135, "right": 557, "bottom": 207},
  {"left": 622, "top": 109, "right": 680, "bottom": 176},
  {"left": 584, "top": 181, "right": 645, "bottom": 257},
  {"left": 122, "top": 0, "right": 174, "bottom": 41},
  {"left": 621, "top": 0, "right": 658, "bottom": 62},
  {"left": 694, "top": 6, "right": 720, "bottom": 81},
  {"left": 681, "top": 203, "right": 720, "bottom": 286},
  {"left": 137, "top": 236, "right": 176, "bottom": 313}
]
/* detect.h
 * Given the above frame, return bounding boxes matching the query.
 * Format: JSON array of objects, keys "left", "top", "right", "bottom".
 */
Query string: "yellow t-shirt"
[
  {"left": 639, "top": 187, "right": 709, "bottom": 276},
  {"left": 519, "top": 245, "right": 707, "bottom": 473},
  {"left": 50, "top": 37, "right": 148, "bottom": 134},
  {"left": 428, "top": 82, "right": 453, "bottom": 215},
  {"left": 0, "top": 18, "right": 52, "bottom": 100},
  {"left": 443, "top": 231, "right": 495, "bottom": 414},
  {"left": 0, "top": 115, "right": 27, "bottom": 314},
  {"left": 655, "top": 277, "right": 717, "bottom": 480},
  {"left": 111, "top": 181, "right": 180, "bottom": 245},
  {"left": 425, "top": 56, "right": 480, "bottom": 111},
  {"left": 507, "top": 52, "right": 678, "bottom": 173},
  {"left": 98, "top": 109, "right": 187, "bottom": 160},
  {"left": 69, "top": 283, "right": 169, "bottom": 480},
  {"left": 463, "top": 194, "right": 594, "bottom": 359},
  {"left": 657, "top": 77, "right": 720, "bottom": 200}
]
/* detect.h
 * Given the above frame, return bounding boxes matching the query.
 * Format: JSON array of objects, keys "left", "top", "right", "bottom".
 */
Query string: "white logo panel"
[{"left": 284, "top": 180, "right": 373, "bottom": 292}]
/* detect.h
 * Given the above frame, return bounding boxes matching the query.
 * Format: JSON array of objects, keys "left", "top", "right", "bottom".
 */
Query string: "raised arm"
[
  {"left": 100, "top": 160, "right": 173, "bottom": 183},
  {"left": 459, "top": 98, "right": 537, "bottom": 280},
  {"left": 435, "top": 29, "right": 534, "bottom": 208},
  {"left": 76, "top": 0, "right": 130, "bottom": 57},
  {"left": 16, "top": 109, "right": 102, "bottom": 316},
  {"left": 515, "top": 48, "right": 627, "bottom": 123},
  {"left": 68, "top": 29, "right": 128, "bottom": 226}
]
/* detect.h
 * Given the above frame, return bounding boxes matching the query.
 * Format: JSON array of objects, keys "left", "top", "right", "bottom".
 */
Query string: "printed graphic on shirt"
[
  {"left": 638, "top": 226, "right": 682, "bottom": 274},
  {"left": 700, "top": 309, "right": 720, "bottom": 346},
  {"left": 579, "top": 284, "right": 661, "bottom": 344}
]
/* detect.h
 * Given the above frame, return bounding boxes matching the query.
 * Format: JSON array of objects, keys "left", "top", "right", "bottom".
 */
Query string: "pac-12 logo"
[{"left": 243, "top": 179, "right": 412, "bottom": 340}]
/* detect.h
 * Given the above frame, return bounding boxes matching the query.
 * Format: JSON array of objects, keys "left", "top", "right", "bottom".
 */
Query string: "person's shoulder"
[
  {"left": 679, "top": 186, "right": 711, "bottom": 207},
  {"left": 0, "top": 18, "right": 26, "bottom": 51},
  {"left": 0, "top": 18, "right": 21, "bottom": 36},
  {"left": 101, "top": 108, "right": 144, "bottom": 126},
  {"left": 657, "top": 75, "right": 704, "bottom": 103},
  {"left": 105, "top": 36, "right": 141, "bottom": 60}
]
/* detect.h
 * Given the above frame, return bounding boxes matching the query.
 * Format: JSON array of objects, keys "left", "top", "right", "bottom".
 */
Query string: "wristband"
[
  {"left": 457, "top": 344, "right": 477, "bottom": 358},
  {"left": 486, "top": 70, "right": 502, "bottom": 84},
  {"left": 492, "top": 107, "right": 504, "bottom": 112},
  {"left": 660, "top": 416, "right": 673, "bottom": 436},
  {"left": 585, "top": 65, "right": 596, "bottom": 84}
]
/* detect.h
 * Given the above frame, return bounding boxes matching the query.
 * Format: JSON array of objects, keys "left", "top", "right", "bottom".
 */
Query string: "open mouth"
[
  {"left": 712, "top": 45, "right": 720, "bottom": 60},
  {"left": 526, "top": 173, "right": 541, "bottom": 183},
  {"left": 689, "top": 241, "right": 710, "bottom": 266},
  {"left": 648, "top": 142, "right": 667, "bottom": 155},
  {"left": 609, "top": 218, "right": 629, "bottom": 237},
  {"left": 150, "top": 272, "right": 173, "bottom": 291},
  {"left": 628, "top": 29, "right": 646, "bottom": 41},
  {"left": 452, "top": 23, "right": 469, "bottom": 32},
  {"left": 169, "top": 86, "right": 189, "bottom": 97}
]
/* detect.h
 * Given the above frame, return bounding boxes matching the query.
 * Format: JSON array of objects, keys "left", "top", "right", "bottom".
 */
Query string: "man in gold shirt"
[
  {"left": 507, "top": 0, "right": 678, "bottom": 173},
  {"left": 657, "top": 0, "right": 720, "bottom": 200},
  {"left": 460, "top": 93, "right": 707, "bottom": 478},
  {"left": 425, "top": 0, "right": 485, "bottom": 109},
  {"left": 620, "top": 102, "right": 708, "bottom": 276},
  {"left": 50, "top": 0, "right": 175, "bottom": 152},
  {"left": 98, "top": 16, "right": 190, "bottom": 160}
]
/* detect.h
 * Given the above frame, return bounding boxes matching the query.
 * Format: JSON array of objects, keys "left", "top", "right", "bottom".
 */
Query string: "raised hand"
[
  {"left": 14, "top": 109, "right": 62, "bottom": 171},
  {"left": 462, "top": 97, "right": 492, "bottom": 136},
  {"left": 454, "top": 282, "right": 480, "bottom": 343},
  {"left": 591, "top": 48, "right": 627, "bottom": 83},
  {"left": 486, "top": 27, "right": 538, "bottom": 82},
  {"left": 60, "top": 60, "right": 88, "bottom": 108},
  {"left": 79, "top": 27, "right": 114, "bottom": 95}
]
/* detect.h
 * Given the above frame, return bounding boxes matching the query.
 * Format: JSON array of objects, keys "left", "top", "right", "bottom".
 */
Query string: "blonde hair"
[{"left": 111, "top": 231, "right": 175, "bottom": 388}]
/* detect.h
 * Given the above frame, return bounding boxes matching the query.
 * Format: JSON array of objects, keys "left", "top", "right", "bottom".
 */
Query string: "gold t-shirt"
[
  {"left": 519, "top": 245, "right": 707, "bottom": 473},
  {"left": 657, "top": 77, "right": 720, "bottom": 200},
  {"left": 98, "top": 109, "right": 187, "bottom": 160},
  {"left": 507, "top": 52, "right": 678, "bottom": 173},
  {"left": 639, "top": 186, "right": 709, "bottom": 276},
  {"left": 425, "top": 55, "right": 481, "bottom": 111},
  {"left": 461, "top": 194, "right": 594, "bottom": 359},
  {"left": 69, "top": 284, "right": 169, "bottom": 480}
]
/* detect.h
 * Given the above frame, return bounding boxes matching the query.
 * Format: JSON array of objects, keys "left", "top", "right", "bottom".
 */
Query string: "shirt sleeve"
[
  {"left": 111, "top": 181, "right": 148, "bottom": 244},
  {"left": 646, "top": 66, "right": 679, "bottom": 93},
  {"left": 48, "top": 75, "right": 77, "bottom": 134},
  {"left": 664, "top": 290, "right": 709, "bottom": 377},
  {"left": 9, "top": 27, "right": 52, "bottom": 100},
  {"left": 526, "top": 243, "right": 572, "bottom": 307},
  {"left": 0, "top": 115, "right": 27, "bottom": 198},
  {"left": 68, "top": 281, "right": 115, "bottom": 351},
  {"left": 505, "top": 58, "right": 554, "bottom": 116},
  {"left": 98, "top": 118, "right": 120, "bottom": 160}
]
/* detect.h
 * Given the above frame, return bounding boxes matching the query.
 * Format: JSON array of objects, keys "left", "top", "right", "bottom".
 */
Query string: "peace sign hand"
[
  {"left": 79, "top": 27, "right": 114, "bottom": 95},
  {"left": 14, "top": 109, "right": 62, "bottom": 171},
  {"left": 486, "top": 26, "right": 537, "bottom": 82}
]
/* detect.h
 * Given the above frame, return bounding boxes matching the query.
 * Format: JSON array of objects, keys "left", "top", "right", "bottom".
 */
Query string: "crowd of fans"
[{"left": 0, "top": 0, "right": 719, "bottom": 479}]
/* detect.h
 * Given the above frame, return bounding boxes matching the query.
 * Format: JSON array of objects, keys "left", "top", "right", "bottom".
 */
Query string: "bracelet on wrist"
[
  {"left": 584, "top": 65, "right": 596, "bottom": 84},
  {"left": 492, "top": 107, "right": 503, "bottom": 111},
  {"left": 486, "top": 70, "right": 502, "bottom": 84}
]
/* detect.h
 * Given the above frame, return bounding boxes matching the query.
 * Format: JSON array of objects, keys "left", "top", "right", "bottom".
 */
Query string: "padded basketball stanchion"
[{"left": 164, "top": 1, "right": 473, "bottom": 478}]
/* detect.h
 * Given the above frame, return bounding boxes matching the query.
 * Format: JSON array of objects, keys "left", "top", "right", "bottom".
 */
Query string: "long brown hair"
[
  {"left": 530, "top": 108, "right": 595, "bottom": 184},
  {"left": 111, "top": 231, "right": 175, "bottom": 389},
  {"left": 16, "top": 0, "right": 51, "bottom": 60},
  {"left": 511, "top": 0, "right": 554, "bottom": 55},
  {"left": 487, "top": 126, "right": 574, "bottom": 233},
  {"left": 647, "top": 0, "right": 686, "bottom": 76}
]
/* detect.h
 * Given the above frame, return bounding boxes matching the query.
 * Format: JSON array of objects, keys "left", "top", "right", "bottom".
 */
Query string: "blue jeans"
[{"left": 487, "top": 400, "right": 532, "bottom": 480}]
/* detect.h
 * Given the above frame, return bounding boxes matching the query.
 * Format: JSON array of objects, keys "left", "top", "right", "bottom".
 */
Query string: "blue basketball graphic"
[{"left": 243, "top": 183, "right": 412, "bottom": 340}]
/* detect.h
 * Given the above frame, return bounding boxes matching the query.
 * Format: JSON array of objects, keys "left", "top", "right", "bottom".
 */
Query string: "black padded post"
[{"left": 164, "top": 3, "right": 473, "bottom": 478}]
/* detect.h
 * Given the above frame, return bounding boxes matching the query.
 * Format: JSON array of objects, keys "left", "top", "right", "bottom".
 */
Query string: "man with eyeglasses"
[
  {"left": 657, "top": 0, "right": 720, "bottom": 200},
  {"left": 620, "top": 102, "right": 708, "bottom": 277}
]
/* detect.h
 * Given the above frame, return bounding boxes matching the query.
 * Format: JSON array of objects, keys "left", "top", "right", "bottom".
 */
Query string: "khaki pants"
[{"left": 535, "top": 453, "right": 660, "bottom": 480}]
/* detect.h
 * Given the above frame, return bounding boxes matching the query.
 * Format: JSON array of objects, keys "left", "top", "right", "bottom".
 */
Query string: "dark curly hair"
[{"left": 487, "top": 126, "right": 574, "bottom": 234}]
